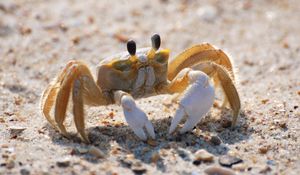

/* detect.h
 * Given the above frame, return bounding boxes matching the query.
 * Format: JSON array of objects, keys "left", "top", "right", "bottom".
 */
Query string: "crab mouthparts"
[
  {"left": 138, "top": 55, "right": 147, "bottom": 62},
  {"left": 136, "top": 55, "right": 149, "bottom": 67}
]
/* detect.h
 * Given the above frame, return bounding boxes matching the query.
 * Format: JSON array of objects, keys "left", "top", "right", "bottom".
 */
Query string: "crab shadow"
[{"left": 48, "top": 109, "right": 251, "bottom": 172}]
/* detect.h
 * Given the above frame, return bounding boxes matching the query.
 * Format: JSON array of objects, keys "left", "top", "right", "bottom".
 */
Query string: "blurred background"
[{"left": 1, "top": 0, "right": 299, "bottom": 93}]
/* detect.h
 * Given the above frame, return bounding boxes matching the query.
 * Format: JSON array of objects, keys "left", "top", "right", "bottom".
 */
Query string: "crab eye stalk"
[
  {"left": 127, "top": 40, "right": 136, "bottom": 56},
  {"left": 151, "top": 33, "right": 161, "bottom": 51}
]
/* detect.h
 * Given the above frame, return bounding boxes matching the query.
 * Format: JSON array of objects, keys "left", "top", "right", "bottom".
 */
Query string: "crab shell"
[{"left": 96, "top": 48, "right": 170, "bottom": 99}]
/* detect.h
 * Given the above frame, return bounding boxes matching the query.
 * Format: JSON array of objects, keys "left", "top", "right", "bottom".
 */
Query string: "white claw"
[
  {"left": 169, "top": 107, "right": 185, "bottom": 134},
  {"left": 169, "top": 71, "right": 215, "bottom": 134},
  {"left": 131, "top": 127, "right": 147, "bottom": 141},
  {"left": 179, "top": 114, "right": 200, "bottom": 134},
  {"left": 121, "top": 95, "right": 155, "bottom": 140}
]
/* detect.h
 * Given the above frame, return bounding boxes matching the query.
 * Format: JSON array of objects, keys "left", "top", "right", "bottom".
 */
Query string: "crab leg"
[
  {"left": 72, "top": 79, "right": 88, "bottom": 143},
  {"left": 73, "top": 74, "right": 109, "bottom": 143},
  {"left": 168, "top": 43, "right": 235, "bottom": 81},
  {"left": 168, "top": 68, "right": 215, "bottom": 134},
  {"left": 199, "top": 62, "right": 241, "bottom": 126},
  {"left": 41, "top": 60, "right": 108, "bottom": 143},
  {"left": 168, "top": 61, "right": 240, "bottom": 133},
  {"left": 168, "top": 44, "right": 236, "bottom": 106},
  {"left": 114, "top": 90, "right": 155, "bottom": 140},
  {"left": 40, "top": 61, "right": 77, "bottom": 128},
  {"left": 168, "top": 44, "right": 240, "bottom": 126}
]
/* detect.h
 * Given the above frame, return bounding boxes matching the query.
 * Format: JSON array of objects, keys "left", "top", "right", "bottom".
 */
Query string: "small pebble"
[
  {"left": 221, "top": 119, "right": 232, "bottom": 128},
  {"left": 71, "top": 36, "right": 80, "bottom": 45},
  {"left": 204, "top": 166, "right": 235, "bottom": 175},
  {"left": 111, "top": 146, "right": 121, "bottom": 155},
  {"left": 193, "top": 160, "right": 201, "bottom": 166},
  {"left": 259, "top": 165, "right": 271, "bottom": 173},
  {"left": 88, "top": 146, "right": 105, "bottom": 158},
  {"left": 219, "top": 155, "right": 243, "bottom": 167},
  {"left": 70, "top": 147, "right": 89, "bottom": 155},
  {"left": 77, "top": 147, "right": 89, "bottom": 154},
  {"left": 119, "top": 158, "right": 133, "bottom": 168},
  {"left": 147, "top": 139, "right": 158, "bottom": 146},
  {"left": 20, "top": 168, "right": 30, "bottom": 175},
  {"left": 131, "top": 162, "right": 147, "bottom": 174},
  {"left": 9, "top": 126, "right": 26, "bottom": 137},
  {"left": 19, "top": 26, "right": 32, "bottom": 35},
  {"left": 132, "top": 166, "right": 147, "bottom": 174},
  {"left": 56, "top": 158, "right": 70, "bottom": 168},
  {"left": 278, "top": 122, "right": 287, "bottom": 129},
  {"left": 159, "top": 149, "right": 168, "bottom": 157},
  {"left": 232, "top": 163, "right": 247, "bottom": 171},
  {"left": 151, "top": 152, "right": 161, "bottom": 163},
  {"left": 177, "top": 149, "right": 189, "bottom": 160},
  {"left": 1, "top": 144, "right": 9, "bottom": 148},
  {"left": 261, "top": 99, "right": 269, "bottom": 104},
  {"left": 191, "top": 171, "right": 200, "bottom": 175},
  {"left": 6, "top": 160, "right": 15, "bottom": 169},
  {"left": 194, "top": 149, "right": 214, "bottom": 162},
  {"left": 210, "top": 136, "right": 221, "bottom": 145},
  {"left": 258, "top": 145, "right": 269, "bottom": 154},
  {"left": 266, "top": 160, "right": 276, "bottom": 166}
]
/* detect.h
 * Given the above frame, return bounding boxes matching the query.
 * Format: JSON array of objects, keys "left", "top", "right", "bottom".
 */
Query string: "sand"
[{"left": 0, "top": 0, "right": 299, "bottom": 174}]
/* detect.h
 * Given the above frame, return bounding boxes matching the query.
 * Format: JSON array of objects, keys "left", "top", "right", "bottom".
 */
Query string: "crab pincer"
[
  {"left": 169, "top": 70, "right": 215, "bottom": 134},
  {"left": 121, "top": 95, "right": 155, "bottom": 140}
]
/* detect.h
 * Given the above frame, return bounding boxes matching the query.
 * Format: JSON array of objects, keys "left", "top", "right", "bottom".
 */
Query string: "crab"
[{"left": 40, "top": 34, "right": 240, "bottom": 143}]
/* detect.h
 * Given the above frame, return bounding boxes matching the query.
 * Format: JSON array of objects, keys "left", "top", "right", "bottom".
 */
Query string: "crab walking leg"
[
  {"left": 40, "top": 61, "right": 78, "bottom": 128},
  {"left": 54, "top": 65, "right": 78, "bottom": 138},
  {"left": 168, "top": 69, "right": 215, "bottom": 134},
  {"left": 52, "top": 61, "right": 108, "bottom": 142},
  {"left": 168, "top": 45, "right": 236, "bottom": 109},
  {"left": 72, "top": 75, "right": 108, "bottom": 143},
  {"left": 201, "top": 63, "right": 241, "bottom": 126},
  {"left": 72, "top": 80, "right": 89, "bottom": 143},
  {"left": 40, "top": 84, "right": 59, "bottom": 128},
  {"left": 114, "top": 91, "right": 155, "bottom": 140},
  {"left": 168, "top": 44, "right": 235, "bottom": 81},
  {"left": 195, "top": 63, "right": 230, "bottom": 108}
]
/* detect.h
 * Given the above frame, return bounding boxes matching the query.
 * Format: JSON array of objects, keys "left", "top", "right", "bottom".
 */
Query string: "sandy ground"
[{"left": 0, "top": 0, "right": 300, "bottom": 174}]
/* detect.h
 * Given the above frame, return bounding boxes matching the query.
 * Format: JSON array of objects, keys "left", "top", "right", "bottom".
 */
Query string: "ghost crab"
[{"left": 40, "top": 34, "right": 240, "bottom": 143}]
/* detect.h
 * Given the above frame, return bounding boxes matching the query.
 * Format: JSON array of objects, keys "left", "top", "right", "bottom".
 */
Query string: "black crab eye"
[
  {"left": 151, "top": 33, "right": 161, "bottom": 50},
  {"left": 127, "top": 40, "right": 136, "bottom": 56}
]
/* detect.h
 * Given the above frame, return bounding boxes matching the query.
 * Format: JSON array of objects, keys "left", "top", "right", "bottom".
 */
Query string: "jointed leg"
[
  {"left": 168, "top": 62, "right": 240, "bottom": 130},
  {"left": 197, "top": 62, "right": 240, "bottom": 125},
  {"left": 40, "top": 85, "right": 59, "bottom": 128},
  {"left": 168, "top": 44, "right": 240, "bottom": 127},
  {"left": 54, "top": 66, "right": 74, "bottom": 138},
  {"left": 72, "top": 80, "right": 89, "bottom": 143},
  {"left": 168, "top": 43, "right": 235, "bottom": 81},
  {"left": 40, "top": 61, "right": 78, "bottom": 129},
  {"left": 72, "top": 74, "right": 109, "bottom": 143},
  {"left": 40, "top": 61, "right": 108, "bottom": 143},
  {"left": 202, "top": 63, "right": 240, "bottom": 126}
]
